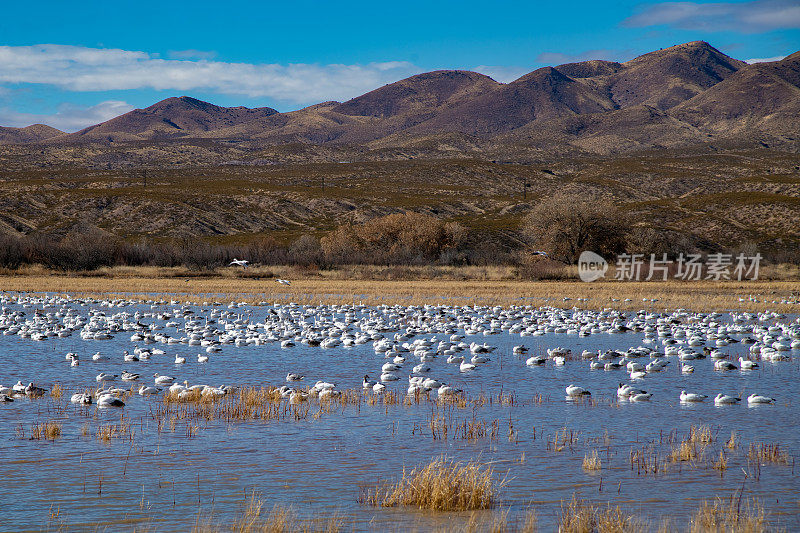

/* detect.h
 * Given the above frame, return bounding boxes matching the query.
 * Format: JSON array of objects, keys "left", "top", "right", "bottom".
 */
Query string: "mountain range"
[
  {"left": 2, "top": 41, "right": 798, "bottom": 154},
  {"left": 1, "top": 41, "right": 799, "bottom": 255}
]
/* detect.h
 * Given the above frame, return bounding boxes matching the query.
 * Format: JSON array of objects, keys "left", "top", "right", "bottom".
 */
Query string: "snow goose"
[
  {"left": 566, "top": 384, "right": 590, "bottom": 397},
  {"left": 154, "top": 374, "right": 175, "bottom": 385},
  {"left": 714, "top": 393, "right": 741, "bottom": 405},
  {"left": 747, "top": 394, "right": 775, "bottom": 404},
  {"left": 680, "top": 390, "right": 707, "bottom": 402},
  {"left": 738, "top": 357, "right": 758, "bottom": 370}
]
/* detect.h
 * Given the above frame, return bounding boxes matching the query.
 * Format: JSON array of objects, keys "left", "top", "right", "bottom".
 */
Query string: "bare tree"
[{"left": 522, "top": 194, "right": 628, "bottom": 264}]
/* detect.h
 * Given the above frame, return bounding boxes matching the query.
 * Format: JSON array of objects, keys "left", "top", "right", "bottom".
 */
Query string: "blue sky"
[{"left": 0, "top": 0, "right": 797, "bottom": 131}]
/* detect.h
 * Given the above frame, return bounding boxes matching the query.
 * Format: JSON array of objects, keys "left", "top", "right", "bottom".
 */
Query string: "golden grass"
[
  {"left": 2, "top": 268, "right": 800, "bottom": 311},
  {"left": 361, "top": 456, "right": 499, "bottom": 511},
  {"left": 50, "top": 383, "right": 63, "bottom": 400},
  {"left": 690, "top": 425, "right": 714, "bottom": 445},
  {"left": 31, "top": 420, "right": 62, "bottom": 440},
  {"left": 712, "top": 451, "right": 728, "bottom": 472},
  {"left": 559, "top": 495, "right": 643, "bottom": 533},
  {"left": 689, "top": 497, "right": 767, "bottom": 533},
  {"left": 630, "top": 444, "right": 665, "bottom": 476},
  {"left": 671, "top": 425, "right": 713, "bottom": 463},
  {"left": 748, "top": 443, "right": 790, "bottom": 465},
  {"left": 193, "top": 491, "right": 343, "bottom": 533},
  {"left": 521, "top": 510, "right": 538, "bottom": 532},
  {"left": 550, "top": 426, "right": 580, "bottom": 452},
  {"left": 583, "top": 450, "right": 602, "bottom": 471},
  {"left": 97, "top": 420, "right": 132, "bottom": 443},
  {"left": 670, "top": 441, "right": 700, "bottom": 463}
]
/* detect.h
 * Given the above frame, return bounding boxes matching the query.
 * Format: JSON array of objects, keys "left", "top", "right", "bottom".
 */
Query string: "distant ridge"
[
  {"left": 0, "top": 124, "right": 64, "bottom": 144},
  {"left": 71, "top": 96, "right": 279, "bottom": 140},
  {"left": 1, "top": 41, "right": 798, "bottom": 152}
]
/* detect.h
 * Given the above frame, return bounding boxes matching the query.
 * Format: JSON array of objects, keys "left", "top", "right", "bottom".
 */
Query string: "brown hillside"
[
  {"left": 407, "top": 66, "right": 617, "bottom": 136},
  {"left": 672, "top": 53, "right": 800, "bottom": 143},
  {"left": 71, "top": 96, "right": 279, "bottom": 139},
  {"left": 0, "top": 124, "right": 64, "bottom": 144},
  {"left": 595, "top": 41, "right": 746, "bottom": 110}
]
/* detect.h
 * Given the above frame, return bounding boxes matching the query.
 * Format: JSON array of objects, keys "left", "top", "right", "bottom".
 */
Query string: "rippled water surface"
[{"left": 0, "top": 293, "right": 798, "bottom": 531}]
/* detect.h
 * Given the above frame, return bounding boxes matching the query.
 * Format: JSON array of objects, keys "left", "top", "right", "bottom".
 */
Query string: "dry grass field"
[{"left": 2, "top": 265, "right": 799, "bottom": 311}]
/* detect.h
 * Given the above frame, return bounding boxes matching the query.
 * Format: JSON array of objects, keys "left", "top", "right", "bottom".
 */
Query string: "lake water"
[{"left": 0, "top": 294, "right": 797, "bottom": 531}]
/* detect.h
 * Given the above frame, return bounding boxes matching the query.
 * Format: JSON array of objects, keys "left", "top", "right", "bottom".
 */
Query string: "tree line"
[{"left": 0, "top": 195, "right": 777, "bottom": 273}]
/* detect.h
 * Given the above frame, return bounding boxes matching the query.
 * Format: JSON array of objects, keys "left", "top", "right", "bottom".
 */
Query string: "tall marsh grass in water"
[
  {"left": 583, "top": 449, "right": 602, "bottom": 471},
  {"left": 688, "top": 497, "right": 767, "bottom": 533},
  {"left": 360, "top": 456, "right": 500, "bottom": 511},
  {"left": 30, "top": 420, "right": 62, "bottom": 440},
  {"left": 559, "top": 495, "right": 643, "bottom": 533},
  {"left": 193, "top": 490, "right": 343, "bottom": 533}
]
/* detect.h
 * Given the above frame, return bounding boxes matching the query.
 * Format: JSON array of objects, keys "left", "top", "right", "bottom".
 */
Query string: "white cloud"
[
  {"left": 0, "top": 100, "right": 134, "bottom": 131},
  {"left": 471, "top": 65, "right": 530, "bottom": 83},
  {"left": 745, "top": 55, "right": 787, "bottom": 63},
  {"left": 624, "top": 0, "right": 800, "bottom": 33},
  {"left": 0, "top": 44, "right": 424, "bottom": 105},
  {"left": 168, "top": 49, "right": 218, "bottom": 60}
]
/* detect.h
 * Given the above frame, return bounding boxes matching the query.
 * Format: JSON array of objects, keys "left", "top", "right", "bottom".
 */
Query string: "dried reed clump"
[
  {"left": 689, "top": 497, "right": 767, "bottom": 533},
  {"left": 461, "top": 508, "right": 510, "bottom": 533},
  {"left": 690, "top": 425, "right": 714, "bottom": 445},
  {"left": 583, "top": 450, "right": 602, "bottom": 471},
  {"left": 193, "top": 490, "right": 343, "bottom": 533},
  {"left": 521, "top": 509, "right": 538, "bottom": 533},
  {"left": 712, "top": 451, "right": 728, "bottom": 472},
  {"left": 163, "top": 389, "right": 204, "bottom": 404},
  {"left": 97, "top": 421, "right": 132, "bottom": 443},
  {"left": 670, "top": 425, "right": 713, "bottom": 463},
  {"left": 559, "top": 495, "right": 642, "bottom": 533},
  {"left": 670, "top": 441, "right": 700, "bottom": 463},
  {"left": 361, "top": 456, "right": 499, "bottom": 511},
  {"left": 725, "top": 431, "right": 738, "bottom": 450},
  {"left": 549, "top": 426, "right": 580, "bottom": 452},
  {"left": 30, "top": 420, "right": 62, "bottom": 440},
  {"left": 50, "top": 383, "right": 63, "bottom": 400},
  {"left": 748, "top": 443, "right": 790, "bottom": 465}
]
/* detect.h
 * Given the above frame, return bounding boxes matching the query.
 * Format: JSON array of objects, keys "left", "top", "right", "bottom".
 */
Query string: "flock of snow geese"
[{"left": 0, "top": 293, "right": 795, "bottom": 409}]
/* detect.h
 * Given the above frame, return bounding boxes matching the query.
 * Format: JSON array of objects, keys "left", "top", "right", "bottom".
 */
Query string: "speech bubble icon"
[{"left": 578, "top": 251, "right": 608, "bottom": 282}]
